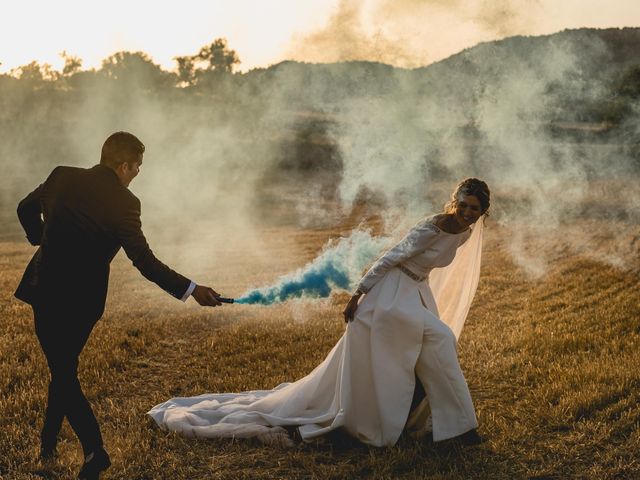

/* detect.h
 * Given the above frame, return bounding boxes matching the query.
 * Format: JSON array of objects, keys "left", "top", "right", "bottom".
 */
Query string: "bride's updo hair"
[{"left": 445, "top": 178, "right": 491, "bottom": 215}]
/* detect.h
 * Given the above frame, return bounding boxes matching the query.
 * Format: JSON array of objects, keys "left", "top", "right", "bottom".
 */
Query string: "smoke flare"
[{"left": 235, "top": 230, "right": 387, "bottom": 304}]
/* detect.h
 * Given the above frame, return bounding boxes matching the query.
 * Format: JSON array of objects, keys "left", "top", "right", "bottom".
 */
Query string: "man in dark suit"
[{"left": 15, "top": 131, "right": 222, "bottom": 480}]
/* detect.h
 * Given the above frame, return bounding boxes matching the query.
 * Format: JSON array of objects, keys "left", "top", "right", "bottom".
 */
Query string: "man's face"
[{"left": 117, "top": 154, "right": 143, "bottom": 187}]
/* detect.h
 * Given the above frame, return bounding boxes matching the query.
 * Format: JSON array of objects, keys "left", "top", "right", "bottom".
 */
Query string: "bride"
[{"left": 148, "top": 178, "right": 490, "bottom": 447}]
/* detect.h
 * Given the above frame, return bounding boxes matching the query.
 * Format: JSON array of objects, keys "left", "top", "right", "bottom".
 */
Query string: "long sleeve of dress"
[{"left": 356, "top": 221, "right": 440, "bottom": 294}]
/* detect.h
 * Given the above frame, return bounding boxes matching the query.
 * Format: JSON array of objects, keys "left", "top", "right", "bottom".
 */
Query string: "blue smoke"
[{"left": 235, "top": 230, "right": 387, "bottom": 305}]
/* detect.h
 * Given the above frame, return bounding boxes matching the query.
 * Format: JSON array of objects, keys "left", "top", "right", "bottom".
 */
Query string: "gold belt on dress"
[{"left": 398, "top": 264, "right": 427, "bottom": 282}]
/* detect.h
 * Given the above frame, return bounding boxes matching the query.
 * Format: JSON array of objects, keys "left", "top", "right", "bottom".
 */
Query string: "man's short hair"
[{"left": 100, "top": 131, "right": 145, "bottom": 168}]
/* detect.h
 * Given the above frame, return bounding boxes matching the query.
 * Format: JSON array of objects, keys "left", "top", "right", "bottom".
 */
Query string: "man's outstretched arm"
[{"left": 115, "top": 196, "right": 221, "bottom": 306}]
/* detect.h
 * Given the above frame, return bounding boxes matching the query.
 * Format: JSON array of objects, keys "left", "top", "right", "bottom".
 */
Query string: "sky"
[{"left": 0, "top": 0, "right": 639, "bottom": 73}]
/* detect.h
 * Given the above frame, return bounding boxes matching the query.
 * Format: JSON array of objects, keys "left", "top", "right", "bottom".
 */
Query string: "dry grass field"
[{"left": 1, "top": 212, "right": 639, "bottom": 479}]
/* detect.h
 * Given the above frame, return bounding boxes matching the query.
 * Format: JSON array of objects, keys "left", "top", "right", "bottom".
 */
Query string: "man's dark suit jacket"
[{"left": 15, "top": 164, "right": 190, "bottom": 320}]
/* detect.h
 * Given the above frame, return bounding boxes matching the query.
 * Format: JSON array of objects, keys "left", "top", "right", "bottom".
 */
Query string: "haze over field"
[
  {"left": 1, "top": 4, "right": 639, "bottom": 287},
  {"left": 1, "top": 28, "right": 639, "bottom": 282}
]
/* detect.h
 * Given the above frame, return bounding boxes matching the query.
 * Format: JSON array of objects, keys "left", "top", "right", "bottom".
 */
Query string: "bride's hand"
[{"left": 343, "top": 292, "right": 362, "bottom": 323}]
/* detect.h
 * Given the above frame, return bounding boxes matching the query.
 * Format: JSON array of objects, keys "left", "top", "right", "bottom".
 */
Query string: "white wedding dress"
[{"left": 148, "top": 216, "right": 484, "bottom": 447}]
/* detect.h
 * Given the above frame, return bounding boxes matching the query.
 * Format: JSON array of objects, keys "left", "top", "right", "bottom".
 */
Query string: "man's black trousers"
[{"left": 33, "top": 302, "right": 104, "bottom": 456}]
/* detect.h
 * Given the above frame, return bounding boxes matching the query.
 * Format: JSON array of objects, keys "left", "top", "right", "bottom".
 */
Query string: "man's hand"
[
  {"left": 191, "top": 285, "right": 223, "bottom": 307},
  {"left": 343, "top": 292, "right": 363, "bottom": 323}
]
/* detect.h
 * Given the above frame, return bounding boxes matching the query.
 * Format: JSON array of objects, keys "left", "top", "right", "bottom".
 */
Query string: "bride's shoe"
[{"left": 451, "top": 428, "right": 486, "bottom": 446}]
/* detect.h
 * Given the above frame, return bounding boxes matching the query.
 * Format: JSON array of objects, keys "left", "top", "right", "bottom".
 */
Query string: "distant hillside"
[
  {"left": 242, "top": 28, "right": 640, "bottom": 125},
  {"left": 415, "top": 27, "right": 640, "bottom": 124},
  {"left": 420, "top": 27, "right": 640, "bottom": 82}
]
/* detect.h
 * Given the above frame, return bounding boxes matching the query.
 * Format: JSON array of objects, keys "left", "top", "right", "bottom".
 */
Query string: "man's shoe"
[
  {"left": 40, "top": 445, "right": 57, "bottom": 461},
  {"left": 452, "top": 428, "right": 486, "bottom": 446},
  {"left": 39, "top": 445, "right": 58, "bottom": 470},
  {"left": 77, "top": 448, "right": 111, "bottom": 480}
]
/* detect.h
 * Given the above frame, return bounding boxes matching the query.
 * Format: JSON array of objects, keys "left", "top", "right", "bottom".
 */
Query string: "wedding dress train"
[{"left": 148, "top": 217, "right": 484, "bottom": 446}]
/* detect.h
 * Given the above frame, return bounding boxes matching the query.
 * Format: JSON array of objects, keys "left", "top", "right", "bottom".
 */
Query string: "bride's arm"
[
  {"left": 356, "top": 222, "right": 439, "bottom": 294},
  {"left": 344, "top": 222, "right": 439, "bottom": 322}
]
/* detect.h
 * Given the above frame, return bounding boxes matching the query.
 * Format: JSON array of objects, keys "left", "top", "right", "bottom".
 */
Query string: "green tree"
[
  {"left": 100, "top": 51, "right": 173, "bottom": 89},
  {"left": 13, "top": 61, "right": 43, "bottom": 82},
  {"left": 174, "top": 38, "right": 240, "bottom": 88},
  {"left": 196, "top": 38, "right": 240, "bottom": 73},
  {"left": 60, "top": 50, "right": 82, "bottom": 76},
  {"left": 174, "top": 55, "right": 195, "bottom": 86}
]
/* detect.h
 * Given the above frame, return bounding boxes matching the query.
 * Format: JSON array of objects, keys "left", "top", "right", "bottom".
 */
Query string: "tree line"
[
  {"left": 0, "top": 38, "right": 241, "bottom": 89},
  {"left": 1, "top": 32, "right": 639, "bottom": 128}
]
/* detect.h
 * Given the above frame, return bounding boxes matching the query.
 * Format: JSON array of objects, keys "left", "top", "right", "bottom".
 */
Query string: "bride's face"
[{"left": 453, "top": 194, "right": 482, "bottom": 228}]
